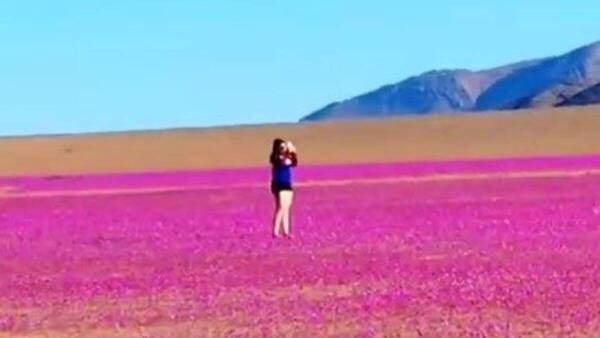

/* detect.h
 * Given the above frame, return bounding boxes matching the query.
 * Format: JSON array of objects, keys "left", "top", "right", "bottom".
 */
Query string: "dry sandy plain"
[{"left": 1, "top": 105, "right": 600, "bottom": 177}]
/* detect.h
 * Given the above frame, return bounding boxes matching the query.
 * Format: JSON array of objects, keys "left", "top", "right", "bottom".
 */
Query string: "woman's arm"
[
  {"left": 286, "top": 141, "right": 298, "bottom": 167},
  {"left": 289, "top": 151, "right": 298, "bottom": 167}
]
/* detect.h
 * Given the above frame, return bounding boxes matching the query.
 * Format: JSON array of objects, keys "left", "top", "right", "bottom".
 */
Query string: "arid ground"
[{"left": 1, "top": 106, "right": 600, "bottom": 176}]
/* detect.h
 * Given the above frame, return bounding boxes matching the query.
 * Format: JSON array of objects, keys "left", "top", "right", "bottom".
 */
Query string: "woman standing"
[{"left": 270, "top": 138, "right": 298, "bottom": 238}]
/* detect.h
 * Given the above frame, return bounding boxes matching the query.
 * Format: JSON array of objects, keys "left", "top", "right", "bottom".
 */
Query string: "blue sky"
[{"left": 0, "top": 1, "right": 599, "bottom": 136}]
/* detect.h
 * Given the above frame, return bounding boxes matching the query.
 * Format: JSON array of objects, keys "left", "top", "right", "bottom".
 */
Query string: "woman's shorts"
[{"left": 271, "top": 182, "right": 293, "bottom": 195}]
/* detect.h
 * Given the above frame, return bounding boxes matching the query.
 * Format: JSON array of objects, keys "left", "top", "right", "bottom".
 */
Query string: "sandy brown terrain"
[{"left": 1, "top": 105, "right": 600, "bottom": 176}]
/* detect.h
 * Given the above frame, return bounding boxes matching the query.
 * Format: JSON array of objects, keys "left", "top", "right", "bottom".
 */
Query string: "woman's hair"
[{"left": 270, "top": 138, "right": 286, "bottom": 165}]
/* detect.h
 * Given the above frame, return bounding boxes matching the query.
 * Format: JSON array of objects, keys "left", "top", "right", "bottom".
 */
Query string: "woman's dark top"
[{"left": 270, "top": 152, "right": 298, "bottom": 189}]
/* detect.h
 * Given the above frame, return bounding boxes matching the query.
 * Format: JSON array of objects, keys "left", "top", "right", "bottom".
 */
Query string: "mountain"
[
  {"left": 475, "top": 42, "right": 600, "bottom": 110},
  {"left": 557, "top": 83, "right": 600, "bottom": 107},
  {"left": 301, "top": 41, "right": 600, "bottom": 122}
]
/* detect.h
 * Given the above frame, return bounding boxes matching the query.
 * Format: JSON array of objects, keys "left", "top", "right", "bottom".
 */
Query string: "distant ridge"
[
  {"left": 302, "top": 41, "right": 600, "bottom": 121},
  {"left": 557, "top": 83, "right": 600, "bottom": 107}
]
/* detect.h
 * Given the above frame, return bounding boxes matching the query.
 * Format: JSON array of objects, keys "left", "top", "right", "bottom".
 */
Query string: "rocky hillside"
[{"left": 302, "top": 41, "right": 600, "bottom": 122}]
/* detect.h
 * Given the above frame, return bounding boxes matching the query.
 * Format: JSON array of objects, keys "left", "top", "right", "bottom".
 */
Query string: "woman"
[{"left": 270, "top": 138, "right": 298, "bottom": 238}]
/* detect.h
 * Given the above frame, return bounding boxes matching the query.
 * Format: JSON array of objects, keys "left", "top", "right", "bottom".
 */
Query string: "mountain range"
[{"left": 301, "top": 41, "right": 600, "bottom": 122}]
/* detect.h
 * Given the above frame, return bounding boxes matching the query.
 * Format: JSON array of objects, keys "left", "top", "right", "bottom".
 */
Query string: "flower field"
[{"left": 1, "top": 156, "right": 600, "bottom": 337}]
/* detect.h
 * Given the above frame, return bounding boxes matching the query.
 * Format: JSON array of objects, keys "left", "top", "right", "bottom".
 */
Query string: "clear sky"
[{"left": 1, "top": 1, "right": 599, "bottom": 136}]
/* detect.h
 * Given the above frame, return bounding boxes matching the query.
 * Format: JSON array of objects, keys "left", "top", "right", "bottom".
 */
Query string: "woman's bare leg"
[
  {"left": 279, "top": 190, "right": 294, "bottom": 236},
  {"left": 273, "top": 194, "right": 283, "bottom": 237}
]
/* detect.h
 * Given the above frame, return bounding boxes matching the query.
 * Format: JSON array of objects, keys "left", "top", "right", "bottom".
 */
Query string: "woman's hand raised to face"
[{"left": 286, "top": 141, "right": 296, "bottom": 153}]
